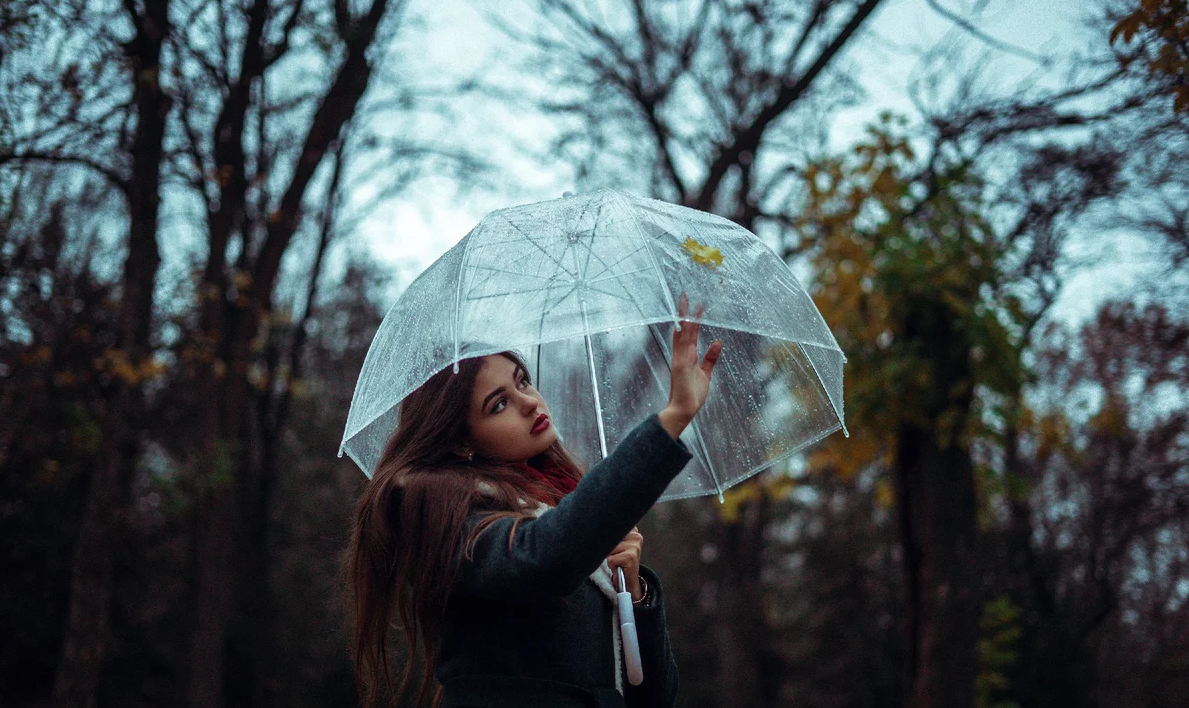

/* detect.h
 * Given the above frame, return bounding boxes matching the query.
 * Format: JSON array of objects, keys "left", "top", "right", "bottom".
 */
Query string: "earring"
[{"left": 467, "top": 451, "right": 474, "bottom": 461}]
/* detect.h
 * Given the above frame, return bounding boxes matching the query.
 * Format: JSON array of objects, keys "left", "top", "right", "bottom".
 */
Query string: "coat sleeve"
[
  {"left": 625, "top": 563, "right": 679, "bottom": 708},
  {"left": 449, "top": 412, "right": 693, "bottom": 601}
]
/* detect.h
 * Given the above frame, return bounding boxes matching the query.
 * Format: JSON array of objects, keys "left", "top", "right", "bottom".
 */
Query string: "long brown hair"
[{"left": 342, "top": 350, "right": 586, "bottom": 708}]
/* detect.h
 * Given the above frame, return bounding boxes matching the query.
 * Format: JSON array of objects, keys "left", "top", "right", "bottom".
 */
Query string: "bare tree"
[
  {"left": 1, "top": 3, "right": 173, "bottom": 706},
  {"left": 1, "top": 0, "right": 490, "bottom": 704},
  {"left": 159, "top": 2, "right": 404, "bottom": 705}
]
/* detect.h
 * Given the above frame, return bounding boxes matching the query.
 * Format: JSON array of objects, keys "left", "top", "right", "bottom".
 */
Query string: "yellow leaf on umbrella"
[{"left": 682, "top": 237, "right": 723, "bottom": 268}]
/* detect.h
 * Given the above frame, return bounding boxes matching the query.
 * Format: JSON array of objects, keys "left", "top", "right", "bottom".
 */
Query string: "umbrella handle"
[{"left": 616, "top": 566, "right": 644, "bottom": 685}]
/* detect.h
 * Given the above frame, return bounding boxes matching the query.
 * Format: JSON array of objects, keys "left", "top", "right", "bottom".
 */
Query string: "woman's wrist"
[{"left": 657, "top": 406, "right": 692, "bottom": 440}]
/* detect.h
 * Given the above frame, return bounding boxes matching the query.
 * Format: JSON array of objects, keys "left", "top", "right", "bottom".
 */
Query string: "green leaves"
[{"left": 976, "top": 596, "right": 1023, "bottom": 708}]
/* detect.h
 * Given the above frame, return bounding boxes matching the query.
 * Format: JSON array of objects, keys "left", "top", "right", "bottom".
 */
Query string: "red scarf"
[{"left": 506, "top": 457, "right": 578, "bottom": 504}]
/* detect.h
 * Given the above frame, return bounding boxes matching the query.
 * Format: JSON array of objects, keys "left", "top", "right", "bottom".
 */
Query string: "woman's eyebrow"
[{"left": 481, "top": 365, "right": 526, "bottom": 410}]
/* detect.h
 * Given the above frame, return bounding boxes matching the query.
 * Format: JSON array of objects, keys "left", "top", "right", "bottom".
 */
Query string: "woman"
[{"left": 345, "top": 295, "right": 722, "bottom": 708}]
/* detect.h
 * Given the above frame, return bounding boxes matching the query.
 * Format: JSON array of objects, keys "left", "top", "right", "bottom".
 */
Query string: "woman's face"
[{"left": 458, "top": 354, "right": 557, "bottom": 463}]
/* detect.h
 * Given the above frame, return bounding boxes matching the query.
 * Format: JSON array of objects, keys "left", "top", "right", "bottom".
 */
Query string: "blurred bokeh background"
[{"left": 2, "top": 0, "right": 1186, "bottom": 706}]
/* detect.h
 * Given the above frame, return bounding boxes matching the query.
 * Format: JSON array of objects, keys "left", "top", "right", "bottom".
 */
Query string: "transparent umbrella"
[
  {"left": 339, "top": 188, "right": 848, "bottom": 686},
  {"left": 340, "top": 188, "right": 847, "bottom": 498}
]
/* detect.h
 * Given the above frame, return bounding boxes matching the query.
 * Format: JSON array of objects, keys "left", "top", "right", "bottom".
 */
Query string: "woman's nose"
[{"left": 517, "top": 392, "right": 538, "bottom": 413}]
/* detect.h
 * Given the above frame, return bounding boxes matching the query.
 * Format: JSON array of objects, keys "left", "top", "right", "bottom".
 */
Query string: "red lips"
[{"left": 532, "top": 414, "right": 550, "bottom": 434}]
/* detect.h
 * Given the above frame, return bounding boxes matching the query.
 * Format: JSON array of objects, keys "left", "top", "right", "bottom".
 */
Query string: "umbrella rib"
[
  {"left": 532, "top": 278, "right": 581, "bottom": 341},
  {"left": 466, "top": 267, "right": 554, "bottom": 295},
  {"left": 555, "top": 210, "right": 654, "bottom": 322},
  {"left": 499, "top": 213, "right": 577, "bottom": 278},
  {"left": 583, "top": 240, "right": 652, "bottom": 280},
  {"left": 568, "top": 275, "right": 657, "bottom": 323},
  {"left": 587, "top": 265, "right": 652, "bottom": 285},
  {"left": 466, "top": 264, "right": 558, "bottom": 294},
  {"left": 612, "top": 191, "right": 680, "bottom": 325},
  {"left": 470, "top": 237, "right": 549, "bottom": 247},
  {"left": 464, "top": 280, "right": 574, "bottom": 301},
  {"left": 583, "top": 240, "right": 639, "bottom": 286},
  {"left": 574, "top": 243, "right": 653, "bottom": 322},
  {"left": 578, "top": 200, "right": 605, "bottom": 288},
  {"left": 467, "top": 263, "right": 558, "bottom": 280}
]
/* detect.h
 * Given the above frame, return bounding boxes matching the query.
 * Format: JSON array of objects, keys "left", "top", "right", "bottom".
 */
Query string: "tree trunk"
[
  {"left": 242, "top": 426, "right": 277, "bottom": 708},
  {"left": 183, "top": 4, "right": 392, "bottom": 706},
  {"left": 713, "top": 492, "right": 775, "bottom": 708},
  {"left": 241, "top": 133, "right": 344, "bottom": 708},
  {"left": 184, "top": 460, "right": 241, "bottom": 708},
  {"left": 893, "top": 293, "right": 980, "bottom": 708},
  {"left": 896, "top": 425, "right": 978, "bottom": 708},
  {"left": 51, "top": 4, "right": 170, "bottom": 705},
  {"left": 51, "top": 406, "right": 127, "bottom": 708}
]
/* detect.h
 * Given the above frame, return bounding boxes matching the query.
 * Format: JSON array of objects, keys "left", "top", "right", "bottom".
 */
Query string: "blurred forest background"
[{"left": 1, "top": 0, "right": 1187, "bottom": 707}]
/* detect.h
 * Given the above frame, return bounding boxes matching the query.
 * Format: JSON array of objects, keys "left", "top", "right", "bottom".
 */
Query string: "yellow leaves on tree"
[
  {"left": 1111, "top": 0, "right": 1189, "bottom": 113},
  {"left": 92, "top": 348, "right": 167, "bottom": 385},
  {"left": 797, "top": 112, "right": 1024, "bottom": 489},
  {"left": 1089, "top": 395, "right": 1130, "bottom": 436},
  {"left": 808, "top": 426, "right": 893, "bottom": 481},
  {"left": 1024, "top": 407, "right": 1074, "bottom": 464},
  {"left": 717, "top": 473, "right": 797, "bottom": 524},
  {"left": 797, "top": 115, "right": 914, "bottom": 480}
]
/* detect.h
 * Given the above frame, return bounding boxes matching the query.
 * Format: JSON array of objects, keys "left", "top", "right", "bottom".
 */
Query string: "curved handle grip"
[{"left": 617, "top": 566, "right": 644, "bottom": 685}]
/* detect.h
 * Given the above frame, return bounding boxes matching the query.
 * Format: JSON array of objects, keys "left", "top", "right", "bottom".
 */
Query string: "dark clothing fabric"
[{"left": 435, "top": 412, "right": 693, "bottom": 708}]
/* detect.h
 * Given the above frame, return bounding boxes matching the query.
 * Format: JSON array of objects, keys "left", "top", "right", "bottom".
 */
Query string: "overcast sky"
[{"left": 348, "top": 0, "right": 1163, "bottom": 326}]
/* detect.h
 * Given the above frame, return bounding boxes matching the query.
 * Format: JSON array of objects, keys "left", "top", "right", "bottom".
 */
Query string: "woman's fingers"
[
  {"left": 674, "top": 294, "right": 716, "bottom": 364},
  {"left": 674, "top": 292, "right": 703, "bottom": 353},
  {"left": 703, "top": 339, "right": 723, "bottom": 374},
  {"left": 667, "top": 290, "right": 721, "bottom": 420},
  {"left": 609, "top": 527, "right": 643, "bottom": 558},
  {"left": 610, "top": 531, "right": 642, "bottom": 554}
]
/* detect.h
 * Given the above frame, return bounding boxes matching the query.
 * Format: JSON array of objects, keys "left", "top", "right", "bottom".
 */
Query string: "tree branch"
[
  {"left": 264, "top": 0, "right": 306, "bottom": 69},
  {"left": 925, "top": 0, "right": 1050, "bottom": 66},
  {"left": 0, "top": 151, "right": 127, "bottom": 193},
  {"left": 251, "top": 0, "right": 392, "bottom": 309},
  {"left": 694, "top": 0, "right": 885, "bottom": 211}
]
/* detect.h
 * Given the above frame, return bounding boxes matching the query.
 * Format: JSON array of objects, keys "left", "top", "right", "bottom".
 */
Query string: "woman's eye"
[{"left": 491, "top": 378, "right": 530, "bottom": 413}]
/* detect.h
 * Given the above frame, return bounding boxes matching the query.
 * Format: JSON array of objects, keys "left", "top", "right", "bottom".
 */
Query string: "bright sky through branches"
[{"left": 356, "top": 0, "right": 1163, "bottom": 325}]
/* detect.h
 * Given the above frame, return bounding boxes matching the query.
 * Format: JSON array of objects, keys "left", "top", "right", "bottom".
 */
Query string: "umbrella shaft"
[{"left": 580, "top": 298, "right": 609, "bottom": 460}]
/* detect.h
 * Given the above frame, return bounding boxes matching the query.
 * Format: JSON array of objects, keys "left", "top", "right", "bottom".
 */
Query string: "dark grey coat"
[{"left": 434, "top": 412, "right": 694, "bottom": 708}]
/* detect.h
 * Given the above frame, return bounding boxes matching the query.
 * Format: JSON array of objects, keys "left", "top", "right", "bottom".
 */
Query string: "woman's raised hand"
[{"left": 659, "top": 292, "right": 722, "bottom": 440}]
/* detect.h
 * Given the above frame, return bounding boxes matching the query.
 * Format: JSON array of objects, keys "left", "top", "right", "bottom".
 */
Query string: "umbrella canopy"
[{"left": 339, "top": 188, "right": 846, "bottom": 502}]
